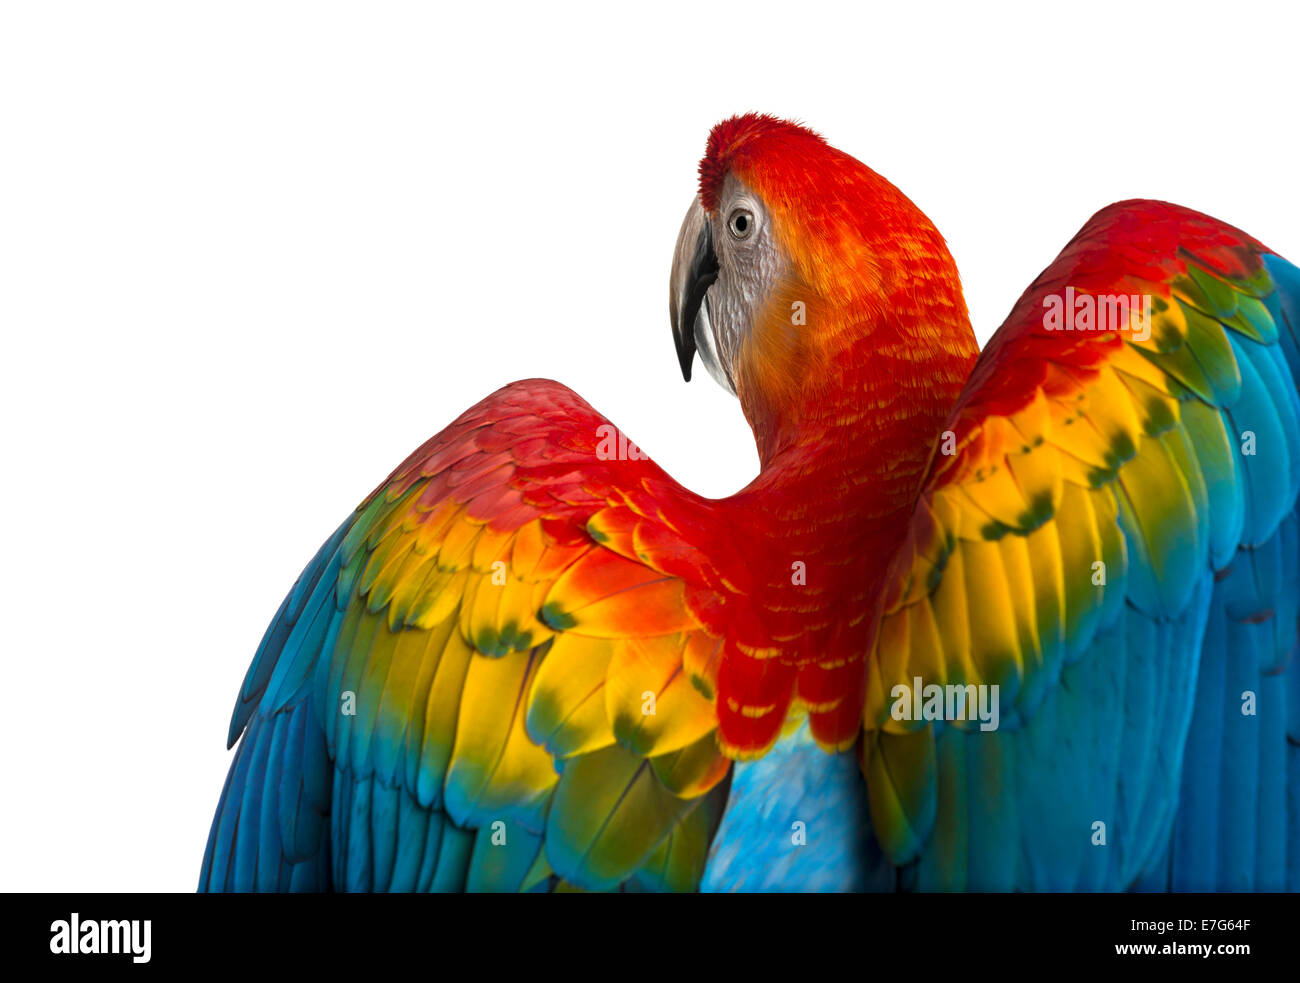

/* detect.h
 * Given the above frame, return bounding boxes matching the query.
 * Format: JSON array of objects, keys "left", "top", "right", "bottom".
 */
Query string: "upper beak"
[{"left": 669, "top": 198, "right": 719, "bottom": 382}]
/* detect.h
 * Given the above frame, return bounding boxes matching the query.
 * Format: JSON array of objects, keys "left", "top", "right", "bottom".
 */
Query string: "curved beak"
[{"left": 669, "top": 198, "right": 719, "bottom": 383}]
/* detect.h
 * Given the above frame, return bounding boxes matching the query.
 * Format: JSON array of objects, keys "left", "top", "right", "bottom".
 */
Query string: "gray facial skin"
[{"left": 670, "top": 175, "right": 783, "bottom": 396}]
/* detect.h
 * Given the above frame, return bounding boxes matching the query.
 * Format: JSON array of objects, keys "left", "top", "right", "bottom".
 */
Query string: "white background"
[{"left": 2, "top": 1, "right": 1297, "bottom": 891}]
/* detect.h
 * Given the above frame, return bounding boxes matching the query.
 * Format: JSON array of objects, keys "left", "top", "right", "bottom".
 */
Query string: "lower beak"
[{"left": 669, "top": 198, "right": 719, "bottom": 382}]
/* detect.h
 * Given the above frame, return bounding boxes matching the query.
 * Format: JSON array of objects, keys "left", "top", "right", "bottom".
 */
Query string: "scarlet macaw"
[{"left": 200, "top": 114, "right": 1300, "bottom": 892}]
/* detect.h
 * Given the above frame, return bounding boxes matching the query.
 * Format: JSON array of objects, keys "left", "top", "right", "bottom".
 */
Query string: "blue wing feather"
[{"left": 200, "top": 519, "right": 349, "bottom": 892}]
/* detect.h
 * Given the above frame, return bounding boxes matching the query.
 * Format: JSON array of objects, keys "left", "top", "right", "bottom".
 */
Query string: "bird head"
[{"left": 670, "top": 114, "right": 976, "bottom": 461}]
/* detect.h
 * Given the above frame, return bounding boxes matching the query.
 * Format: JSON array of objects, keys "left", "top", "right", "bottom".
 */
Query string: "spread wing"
[
  {"left": 199, "top": 380, "right": 761, "bottom": 892},
  {"left": 864, "top": 200, "right": 1300, "bottom": 890}
]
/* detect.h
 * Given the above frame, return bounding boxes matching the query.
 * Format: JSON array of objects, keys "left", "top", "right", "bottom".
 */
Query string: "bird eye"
[{"left": 727, "top": 208, "right": 755, "bottom": 241}]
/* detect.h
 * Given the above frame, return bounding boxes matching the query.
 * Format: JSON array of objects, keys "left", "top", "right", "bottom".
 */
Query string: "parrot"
[{"left": 200, "top": 113, "right": 1300, "bottom": 892}]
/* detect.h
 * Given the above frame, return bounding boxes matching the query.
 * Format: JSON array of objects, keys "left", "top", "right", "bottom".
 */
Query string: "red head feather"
[
  {"left": 696, "top": 113, "right": 957, "bottom": 312},
  {"left": 692, "top": 113, "right": 977, "bottom": 478},
  {"left": 698, "top": 114, "right": 827, "bottom": 213}
]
